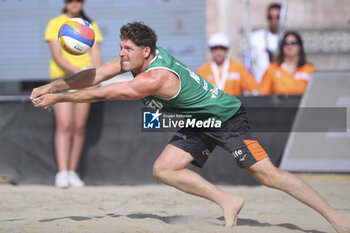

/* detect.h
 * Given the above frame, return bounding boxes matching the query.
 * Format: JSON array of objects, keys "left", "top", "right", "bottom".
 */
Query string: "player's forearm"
[
  {"left": 50, "top": 57, "right": 125, "bottom": 94},
  {"left": 57, "top": 81, "right": 146, "bottom": 104},
  {"left": 62, "top": 68, "right": 99, "bottom": 90},
  {"left": 56, "top": 88, "right": 106, "bottom": 104},
  {"left": 36, "top": 69, "right": 96, "bottom": 96}
]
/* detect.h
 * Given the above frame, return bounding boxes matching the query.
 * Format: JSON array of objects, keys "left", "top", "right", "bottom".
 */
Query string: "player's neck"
[{"left": 133, "top": 54, "right": 156, "bottom": 74}]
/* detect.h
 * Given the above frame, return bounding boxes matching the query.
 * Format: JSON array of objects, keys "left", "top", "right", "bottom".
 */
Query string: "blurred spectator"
[
  {"left": 249, "top": 3, "right": 281, "bottom": 83},
  {"left": 259, "top": 31, "right": 315, "bottom": 95},
  {"left": 197, "top": 33, "right": 258, "bottom": 96},
  {"left": 45, "top": 0, "right": 103, "bottom": 188}
]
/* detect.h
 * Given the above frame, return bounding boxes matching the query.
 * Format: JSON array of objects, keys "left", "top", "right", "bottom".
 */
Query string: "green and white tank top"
[{"left": 133, "top": 46, "right": 241, "bottom": 122}]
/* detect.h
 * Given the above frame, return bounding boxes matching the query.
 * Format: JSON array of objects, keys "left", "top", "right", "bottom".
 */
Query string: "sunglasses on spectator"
[
  {"left": 283, "top": 41, "right": 299, "bottom": 46},
  {"left": 268, "top": 15, "right": 280, "bottom": 20},
  {"left": 65, "top": 0, "right": 84, "bottom": 3}
]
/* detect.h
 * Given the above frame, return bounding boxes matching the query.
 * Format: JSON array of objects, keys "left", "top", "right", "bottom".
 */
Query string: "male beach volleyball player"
[{"left": 31, "top": 22, "right": 350, "bottom": 232}]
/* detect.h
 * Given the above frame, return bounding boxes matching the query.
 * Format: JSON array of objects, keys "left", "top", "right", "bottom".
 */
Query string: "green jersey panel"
[{"left": 134, "top": 47, "right": 241, "bottom": 122}]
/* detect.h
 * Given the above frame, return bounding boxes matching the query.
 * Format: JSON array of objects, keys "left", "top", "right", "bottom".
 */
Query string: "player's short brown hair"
[{"left": 120, "top": 21, "right": 158, "bottom": 55}]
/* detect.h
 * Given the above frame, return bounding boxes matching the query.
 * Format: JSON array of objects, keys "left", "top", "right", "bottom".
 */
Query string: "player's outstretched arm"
[
  {"left": 31, "top": 69, "right": 174, "bottom": 109},
  {"left": 30, "top": 57, "right": 125, "bottom": 100}
]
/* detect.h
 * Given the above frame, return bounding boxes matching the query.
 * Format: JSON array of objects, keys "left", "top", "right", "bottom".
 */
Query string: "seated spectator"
[
  {"left": 197, "top": 33, "right": 258, "bottom": 96},
  {"left": 259, "top": 31, "right": 315, "bottom": 95}
]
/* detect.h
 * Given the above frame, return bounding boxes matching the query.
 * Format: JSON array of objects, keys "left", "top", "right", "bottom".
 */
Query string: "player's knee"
[
  {"left": 152, "top": 162, "right": 171, "bottom": 182},
  {"left": 251, "top": 167, "right": 280, "bottom": 188},
  {"left": 259, "top": 173, "right": 275, "bottom": 188},
  {"left": 152, "top": 162, "right": 164, "bottom": 181},
  {"left": 261, "top": 169, "right": 283, "bottom": 188}
]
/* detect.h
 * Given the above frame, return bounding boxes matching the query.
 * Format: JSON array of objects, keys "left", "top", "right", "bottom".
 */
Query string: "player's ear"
[{"left": 143, "top": 46, "right": 151, "bottom": 58}]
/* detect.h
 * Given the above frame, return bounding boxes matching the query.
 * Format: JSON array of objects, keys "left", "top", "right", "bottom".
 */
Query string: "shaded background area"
[
  {"left": 0, "top": 96, "right": 301, "bottom": 186},
  {"left": 0, "top": 0, "right": 206, "bottom": 83},
  {"left": 1, "top": 0, "right": 349, "bottom": 93}
]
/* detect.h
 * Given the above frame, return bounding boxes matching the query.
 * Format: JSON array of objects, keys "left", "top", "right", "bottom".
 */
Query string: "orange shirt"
[
  {"left": 259, "top": 62, "right": 315, "bottom": 95},
  {"left": 197, "top": 59, "right": 258, "bottom": 96}
]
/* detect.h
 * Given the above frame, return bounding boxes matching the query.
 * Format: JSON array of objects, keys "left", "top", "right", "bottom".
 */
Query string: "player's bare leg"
[
  {"left": 246, "top": 157, "right": 350, "bottom": 233},
  {"left": 153, "top": 144, "right": 245, "bottom": 227}
]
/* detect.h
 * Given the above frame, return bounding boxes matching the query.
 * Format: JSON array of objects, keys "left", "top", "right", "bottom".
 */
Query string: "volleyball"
[{"left": 58, "top": 18, "right": 95, "bottom": 55}]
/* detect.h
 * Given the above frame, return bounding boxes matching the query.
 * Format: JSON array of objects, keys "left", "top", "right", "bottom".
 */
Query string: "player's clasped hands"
[{"left": 30, "top": 87, "right": 56, "bottom": 109}]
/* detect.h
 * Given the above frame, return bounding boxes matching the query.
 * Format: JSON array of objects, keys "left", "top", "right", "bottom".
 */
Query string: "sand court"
[{"left": 1, "top": 174, "right": 349, "bottom": 233}]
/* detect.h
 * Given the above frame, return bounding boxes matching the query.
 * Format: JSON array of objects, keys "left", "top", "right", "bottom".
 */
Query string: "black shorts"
[{"left": 169, "top": 106, "right": 268, "bottom": 168}]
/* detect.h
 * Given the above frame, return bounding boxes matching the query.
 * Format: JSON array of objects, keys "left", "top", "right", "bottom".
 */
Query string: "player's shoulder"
[
  {"left": 140, "top": 68, "right": 173, "bottom": 81},
  {"left": 148, "top": 67, "right": 174, "bottom": 77},
  {"left": 135, "top": 69, "right": 175, "bottom": 91}
]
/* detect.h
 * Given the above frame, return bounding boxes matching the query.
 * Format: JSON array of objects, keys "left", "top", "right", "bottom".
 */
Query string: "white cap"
[{"left": 208, "top": 33, "right": 230, "bottom": 48}]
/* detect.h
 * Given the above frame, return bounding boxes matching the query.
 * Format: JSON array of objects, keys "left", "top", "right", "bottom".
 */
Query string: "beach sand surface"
[{"left": 0, "top": 174, "right": 349, "bottom": 233}]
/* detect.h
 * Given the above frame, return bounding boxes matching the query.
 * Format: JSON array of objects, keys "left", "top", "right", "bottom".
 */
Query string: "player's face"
[
  {"left": 65, "top": 0, "right": 84, "bottom": 17},
  {"left": 119, "top": 39, "right": 146, "bottom": 73},
  {"left": 210, "top": 46, "right": 228, "bottom": 66},
  {"left": 283, "top": 35, "right": 300, "bottom": 58}
]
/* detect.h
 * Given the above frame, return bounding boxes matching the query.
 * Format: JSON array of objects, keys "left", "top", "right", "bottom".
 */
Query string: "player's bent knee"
[
  {"left": 152, "top": 165, "right": 160, "bottom": 179},
  {"left": 152, "top": 162, "right": 167, "bottom": 181},
  {"left": 260, "top": 169, "right": 284, "bottom": 188},
  {"left": 247, "top": 162, "right": 281, "bottom": 188},
  {"left": 152, "top": 160, "right": 178, "bottom": 183},
  {"left": 258, "top": 173, "right": 276, "bottom": 188},
  {"left": 152, "top": 168, "right": 169, "bottom": 183}
]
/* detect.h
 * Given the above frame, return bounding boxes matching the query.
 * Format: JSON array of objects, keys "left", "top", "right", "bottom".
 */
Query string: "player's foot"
[
  {"left": 55, "top": 170, "right": 69, "bottom": 188},
  {"left": 333, "top": 214, "right": 350, "bottom": 233},
  {"left": 68, "top": 170, "right": 85, "bottom": 187},
  {"left": 222, "top": 196, "right": 245, "bottom": 227}
]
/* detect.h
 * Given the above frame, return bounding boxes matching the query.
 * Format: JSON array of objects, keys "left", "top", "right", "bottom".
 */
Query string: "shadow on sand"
[{"left": 39, "top": 213, "right": 327, "bottom": 233}]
